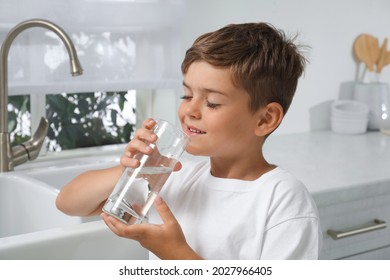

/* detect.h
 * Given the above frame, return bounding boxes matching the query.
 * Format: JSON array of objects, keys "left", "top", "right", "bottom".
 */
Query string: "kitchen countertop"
[
  {"left": 16, "top": 130, "right": 390, "bottom": 209},
  {"left": 264, "top": 131, "right": 390, "bottom": 207}
]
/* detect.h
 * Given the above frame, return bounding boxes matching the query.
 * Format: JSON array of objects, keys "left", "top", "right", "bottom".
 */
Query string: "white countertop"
[
  {"left": 14, "top": 130, "right": 390, "bottom": 208},
  {"left": 264, "top": 131, "right": 390, "bottom": 207}
]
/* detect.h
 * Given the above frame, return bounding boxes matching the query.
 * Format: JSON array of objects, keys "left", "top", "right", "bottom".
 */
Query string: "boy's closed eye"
[
  {"left": 180, "top": 95, "right": 192, "bottom": 100},
  {"left": 206, "top": 100, "right": 220, "bottom": 109},
  {"left": 180, "top": 95, "right": 221, "bottom": 109}
]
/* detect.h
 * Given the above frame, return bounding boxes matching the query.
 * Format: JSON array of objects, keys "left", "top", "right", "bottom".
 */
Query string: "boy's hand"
[
  {"left": 100, "top": 196, "right": 201, "bottom": 260},
  {"left": 120, "top": 118, "right": 182, "bottom": 171},
  {"left": 120, "top": 118, "right": 157, "bottom": 169}
]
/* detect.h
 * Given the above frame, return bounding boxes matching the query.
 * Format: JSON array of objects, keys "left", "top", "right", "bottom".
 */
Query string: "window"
[
  {"left": 46, "top": 91, "right": 136, "bottom": 151},
  {"left": 9, "top": 91, "right": 135, "bottom": 151},
  {"left": 2, "top": 0, "right": 184, "bottom": 154}
]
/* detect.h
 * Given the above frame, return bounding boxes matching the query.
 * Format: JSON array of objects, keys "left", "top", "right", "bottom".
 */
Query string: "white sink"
[
  {"left": 0, "top": 173, "right": 83, "bottom": 238},
  {"left": 0, "top": 220, "right": 148, "bottom": 260},
  {"left": 19, "top": 155, "right": 120, "bottom": 190},
  {"left": 0, "top": 155, "right": 148, "bottom": 259}
]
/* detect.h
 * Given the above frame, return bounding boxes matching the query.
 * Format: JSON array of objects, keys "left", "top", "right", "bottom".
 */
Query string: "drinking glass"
[{"left": 103, "top": 119, "right": 189, "bottom": 224}]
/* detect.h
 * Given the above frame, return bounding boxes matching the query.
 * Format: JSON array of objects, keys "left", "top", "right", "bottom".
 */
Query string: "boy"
[{"left": 56, "top": 22, "right": 322, "bottom": 259}]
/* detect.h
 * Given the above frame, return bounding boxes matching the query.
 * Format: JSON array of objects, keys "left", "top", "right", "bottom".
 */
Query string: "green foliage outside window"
[
  {"left": 8, "top": 95, "right": 31, "bottom": 145},
  {"left": 8, "top": 91, "right": 135, "bottom": 152}
]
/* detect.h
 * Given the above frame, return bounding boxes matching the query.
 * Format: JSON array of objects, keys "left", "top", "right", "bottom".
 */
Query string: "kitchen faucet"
[{"left": 0, "top": 19, "right": 83, "bottom": 172}]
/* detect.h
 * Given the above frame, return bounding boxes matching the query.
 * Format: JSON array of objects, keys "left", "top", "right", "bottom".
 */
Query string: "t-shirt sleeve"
[
  {"left": 260, "top": 217, "right": 322, "bottom": 259},
  {"left": 260, "top": 173, "right": 322, "bottom": 259}
]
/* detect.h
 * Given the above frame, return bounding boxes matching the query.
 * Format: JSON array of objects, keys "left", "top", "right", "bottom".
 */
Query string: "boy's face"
[{"left": 178, "top": 61, "right": 262, "bottom": 158}]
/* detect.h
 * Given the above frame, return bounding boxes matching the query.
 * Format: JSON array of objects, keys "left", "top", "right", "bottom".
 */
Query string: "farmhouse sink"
[
  {"left": 18, "top": 154, "right": 120, "bottom": 190},
  {"left": 0, "top": 173, "right": 82, "bottom": 238},
  {"left": 0, "top": 154, "right": 148, "bottom": 260}
]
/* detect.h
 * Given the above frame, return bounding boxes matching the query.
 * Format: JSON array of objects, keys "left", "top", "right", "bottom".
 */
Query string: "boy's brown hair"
[{"left": 181, "top": 22, "right": 307, "bottom": 114}]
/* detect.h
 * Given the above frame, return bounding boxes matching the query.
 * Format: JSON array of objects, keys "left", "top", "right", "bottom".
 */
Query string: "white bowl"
[
  {"left": 331, "top": 117, "right": 368, "bottom": 134},
  {"left": 331, "top": 100, "right": 369, "bottom": 120}
]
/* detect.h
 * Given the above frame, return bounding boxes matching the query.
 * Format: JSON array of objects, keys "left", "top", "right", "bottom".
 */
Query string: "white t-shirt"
[{"left": 148, "top": 157, "right": 322, "bottom": 260}]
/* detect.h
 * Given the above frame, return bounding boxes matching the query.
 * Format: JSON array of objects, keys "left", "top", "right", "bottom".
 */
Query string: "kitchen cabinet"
[
  {"left": 264, "top": 131, "right": 390, "bottom": 259},
  {"left": 318, "top": 189, "right": 390, "bottom": 259}
]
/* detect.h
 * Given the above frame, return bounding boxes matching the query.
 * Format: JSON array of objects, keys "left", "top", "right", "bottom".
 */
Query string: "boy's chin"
[{"left": 185, "top": 147, "right": 208, "bottom": 157}]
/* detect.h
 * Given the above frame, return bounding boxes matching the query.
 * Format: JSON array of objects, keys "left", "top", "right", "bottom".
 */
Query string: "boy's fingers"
[
  {"left": 154, "top": 196, "right": 176, "bottom": 225},
  {"left": 142, "top": 118, "right": 156, "bottom": 129},
  {"left": 133, "top": 130, "right": 157, "bottom": 145},
  {"left": 101, "top": 213, "right": 122, "bottom": 235},
  {"left": 101, "top": 213, "right": 147, "bottom": 239},
  {"left": 173, "top": 161, "right": 182, "bottom": 172},
  {"left": 120, "top": 155, "right": 140, "bottom": 168}
]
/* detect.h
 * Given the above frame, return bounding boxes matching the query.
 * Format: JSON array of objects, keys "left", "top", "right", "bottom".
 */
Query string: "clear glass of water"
[{"left": 103, "top": 118, "right": 190, "bottom": 224}]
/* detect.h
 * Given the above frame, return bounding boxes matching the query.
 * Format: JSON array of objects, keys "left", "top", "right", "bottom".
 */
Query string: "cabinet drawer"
[
  {"left": 318, "top": 193, "right": 390, "bottom": 260},
  {"left": 342, "top": 245, "right": 390, "bottom": 260}
]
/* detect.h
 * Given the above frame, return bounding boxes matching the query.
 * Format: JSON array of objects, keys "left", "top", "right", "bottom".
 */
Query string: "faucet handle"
[
  {"left": 25, "top": 117, "right": 49, "bottom": 160},
  {"left": 12, "top": 117, "right": 49, "bottom": 166}
]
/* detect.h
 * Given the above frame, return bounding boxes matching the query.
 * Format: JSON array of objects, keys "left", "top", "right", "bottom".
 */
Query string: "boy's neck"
[{"left": 209, "top": 152, "right": 274, "bottom": 181}]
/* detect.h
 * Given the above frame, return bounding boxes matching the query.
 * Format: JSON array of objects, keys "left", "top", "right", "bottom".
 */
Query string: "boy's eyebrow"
[{"left": 182, "top": 81, "right": 227, "bottom": 96}]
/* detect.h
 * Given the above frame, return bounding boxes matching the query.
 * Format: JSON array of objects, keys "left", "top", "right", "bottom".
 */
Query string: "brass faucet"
[{"left": 0, "top": 19, "right": 83, "bottom": 172}]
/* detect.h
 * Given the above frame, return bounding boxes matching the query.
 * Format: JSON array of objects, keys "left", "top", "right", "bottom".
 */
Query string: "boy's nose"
[{"left": 186, "top": 99, "right": 201, "bottom": 119}]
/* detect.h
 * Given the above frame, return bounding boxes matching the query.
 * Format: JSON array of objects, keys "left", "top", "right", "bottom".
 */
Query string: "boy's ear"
[{"left": 254, "top": 102, "right": 284, "bottom": 137}]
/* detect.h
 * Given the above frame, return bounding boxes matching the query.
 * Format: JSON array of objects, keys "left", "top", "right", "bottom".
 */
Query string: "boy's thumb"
[{"left": 154, "top": 196, "right": 176, "bottom": 224}]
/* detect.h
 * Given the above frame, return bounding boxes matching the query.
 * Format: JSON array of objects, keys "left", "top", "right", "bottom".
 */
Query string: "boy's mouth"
[{"left": 187, "top": 125, "right": 206, "bottom": 135}]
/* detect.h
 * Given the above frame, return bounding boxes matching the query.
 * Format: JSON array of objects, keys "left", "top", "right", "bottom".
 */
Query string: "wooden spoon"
[
  {"left": 376, "top": 38, "right": 388, "bottom": 73},
  {"left": 368, "top": 36, "right": 380, "bottom": 70},
  {"left": 385, "top": 52, "right": 390, "bottom": 65},
  {"left": 353, "top": 34, "right": 380, "bottom": 72}
]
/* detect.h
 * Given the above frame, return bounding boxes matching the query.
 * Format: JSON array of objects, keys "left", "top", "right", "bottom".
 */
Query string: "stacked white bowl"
[{"left": 331, "top": 100, "right": 370, "bottom": 134}]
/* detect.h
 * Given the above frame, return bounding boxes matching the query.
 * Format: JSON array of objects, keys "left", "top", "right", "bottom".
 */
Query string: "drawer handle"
[{"left": 327, "top": 219, "right": 387, "bottom": 240}]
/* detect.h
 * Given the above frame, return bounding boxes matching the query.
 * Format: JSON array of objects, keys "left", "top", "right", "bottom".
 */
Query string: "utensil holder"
[{"left": 353, "top": 82, "right": 390, "bottom": 130}]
